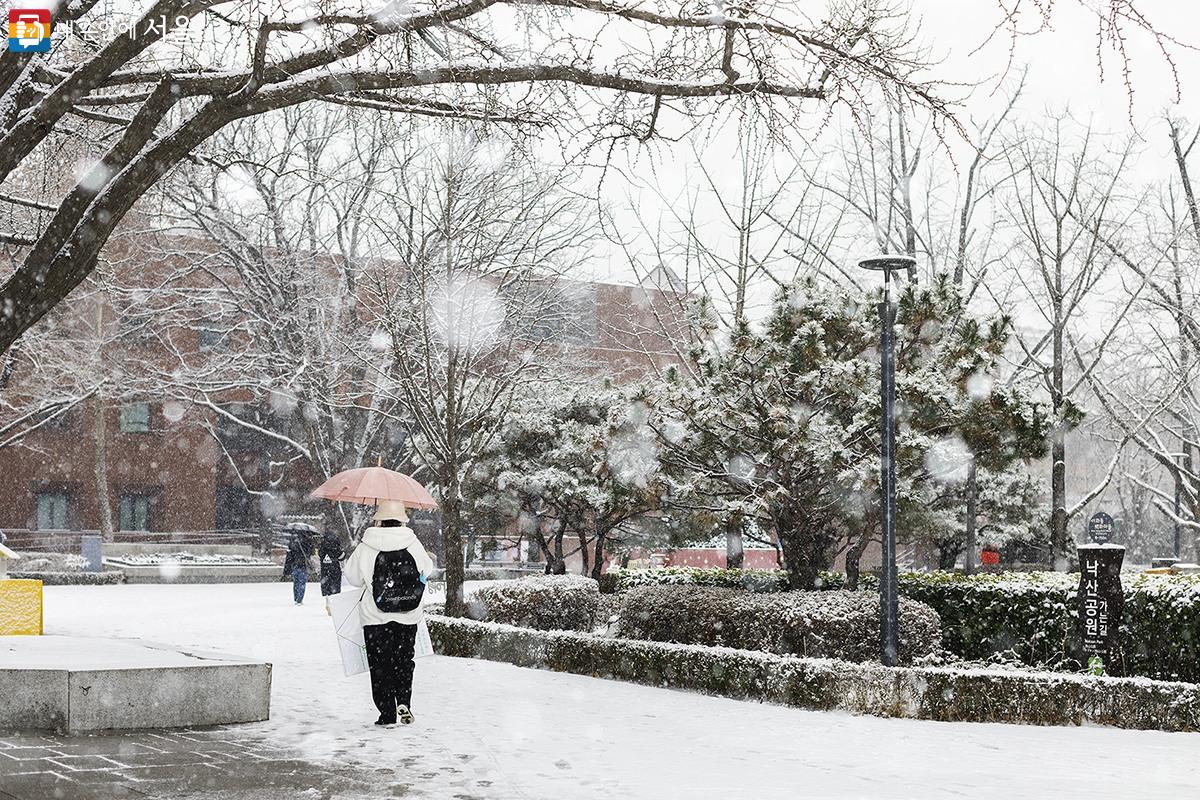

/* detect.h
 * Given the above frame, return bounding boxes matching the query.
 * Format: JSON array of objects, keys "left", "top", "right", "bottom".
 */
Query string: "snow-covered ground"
[{"left": 40, "top": 583, "right": 1200, "bottom": 799}]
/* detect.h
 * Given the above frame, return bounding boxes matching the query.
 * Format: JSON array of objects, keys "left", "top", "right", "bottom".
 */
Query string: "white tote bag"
[
  {"left": 329, "top": 588, "right": 370, "bottom": 677},
  {"left": 414, "top": 617, "right": 434, "bottom": 658}
]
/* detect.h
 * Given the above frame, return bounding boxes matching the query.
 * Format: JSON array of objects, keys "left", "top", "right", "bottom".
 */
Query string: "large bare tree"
[
  {"left": 364, "top": 130, "right": 596, "bottom": 615},
  {"left": 997, "top": 119, "right": 1142, "bottom": 567},
  {"left": 0, "top": 0, "right": 962, "bottom": 354}
]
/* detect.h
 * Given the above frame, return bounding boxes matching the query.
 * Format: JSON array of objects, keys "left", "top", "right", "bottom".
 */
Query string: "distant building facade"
[{"left": 0, "top": 244, "right": 686, "bottom": 552}]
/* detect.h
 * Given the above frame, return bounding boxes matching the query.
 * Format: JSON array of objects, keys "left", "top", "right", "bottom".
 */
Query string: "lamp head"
[{"left": 857, "top": 256, "right": 916, "bottom": 273}]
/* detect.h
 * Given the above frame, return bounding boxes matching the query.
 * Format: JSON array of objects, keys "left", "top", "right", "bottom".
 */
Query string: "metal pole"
[
  {"left": 879, "top": 269, "right": 899, "bottom": 666},
  {"left": 1174, "top": 460, "right": 1182, "bottom": 559},
  {"left": 964, "top": 458, "right": 977, "bottom": 575}
]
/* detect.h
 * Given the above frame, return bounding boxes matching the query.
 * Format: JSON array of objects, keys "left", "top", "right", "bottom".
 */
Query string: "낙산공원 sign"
[{"left": 1077, "top": 530, "right": 1125, "bottom": 673}]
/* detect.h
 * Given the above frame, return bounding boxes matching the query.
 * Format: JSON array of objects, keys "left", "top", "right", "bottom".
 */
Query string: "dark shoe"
[
  {"left": 374, "top": 715, "right": 396, "bottom": 726},
  {"left": 397, "top": 705, "right": 414, "bottom": 725}
]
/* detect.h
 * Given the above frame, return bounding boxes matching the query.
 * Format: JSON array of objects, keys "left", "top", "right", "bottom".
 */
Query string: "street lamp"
[{"left": 858, "top": 255, "right": 915, "bottom": 667}]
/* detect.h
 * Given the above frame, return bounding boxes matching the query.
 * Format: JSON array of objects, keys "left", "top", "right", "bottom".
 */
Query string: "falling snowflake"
[{"left": 924, "top": 435, "right": 972, "bottom": 484}]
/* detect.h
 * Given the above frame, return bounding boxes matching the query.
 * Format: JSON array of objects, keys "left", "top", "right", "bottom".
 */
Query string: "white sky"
[{"left": 591, "top": 0, "right": 1200, "bottom": 286}]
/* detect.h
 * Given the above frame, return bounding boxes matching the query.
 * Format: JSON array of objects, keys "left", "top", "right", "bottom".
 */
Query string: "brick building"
[{"left": 0, "top": 242, "right": 686, "bottom": 546}]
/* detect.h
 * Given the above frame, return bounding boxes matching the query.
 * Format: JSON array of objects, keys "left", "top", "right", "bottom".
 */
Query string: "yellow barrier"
[{"left": 0, "top": 579, "right": 43, "bottom": 635}]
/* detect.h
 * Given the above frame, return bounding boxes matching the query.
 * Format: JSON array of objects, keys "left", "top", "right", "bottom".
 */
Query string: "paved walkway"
[
  {"left": 0, "top": 727, "right": 408, "bottom": 800},
  {"left": 2, "top": 583, "right": 1197, "bottom": 799}
]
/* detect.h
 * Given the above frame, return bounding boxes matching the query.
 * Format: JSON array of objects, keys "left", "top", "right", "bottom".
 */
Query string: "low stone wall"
[
  {"left": 427, "top": 616, "right": 1200, "bottom": 733},
  {"left": 0, "top": 636, "right": 271, "bottom": 733},
  {"left": 115, "top": 564, "right": 286, "bottom": 584}
]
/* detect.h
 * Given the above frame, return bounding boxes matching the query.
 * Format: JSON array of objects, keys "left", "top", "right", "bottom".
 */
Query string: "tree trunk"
[
  {"left": 725, "top": 517, "right": 744, "bottom": 569},
  {"left": 776, "top": 510, "right": 829, "bottom": 590},
  {"left": 93, "top": 395, "right": 114, "bottom": 542},
  {"left": 590, "top": 530, "right": 607, "bottom": 580},
  {"left": 441, "top": 489, "right": 466, "bottom": 618},
  {"left": 577, "top": 528, "right": 590, "bottom": 576},
  {"left": 550, "top": 522, "right": 567, "bottom": 574},
  {"left": 937, "top": 544, "right": 960, "bottom": 570},
  {"left": 1050, "top": 280, "right": 1068, "bottom": 570},
  {"left": 963, "top": 458, "right": 977, "bottom": 574},
  {"left": 843, "top": 529, "right": 873, "bottom": 591},
  {"left": 1050, "top": 430, "right": 1068, "bottom": 569}
]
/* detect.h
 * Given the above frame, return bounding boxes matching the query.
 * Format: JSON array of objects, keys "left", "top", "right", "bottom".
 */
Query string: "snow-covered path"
[{"left": 39, "top": 583, "right": 1200, "bottom": 799}]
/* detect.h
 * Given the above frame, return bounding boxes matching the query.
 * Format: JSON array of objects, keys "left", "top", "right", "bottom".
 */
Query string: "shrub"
[
  {"left": 596, "top": 571, "right": 620, "bottom": 595},
  {"left": 428, "top": 615, "right": 1200, "bottom": 732},
  {"left": 1123, "top": 574, "right": 1200, "bottom": 682},
  {"left": 15, "top": 552, "right": 87, "bottom": 572},
  {"left": 612, "top": 567, "right": 1200, "bottom": 682},
  {"left": 9, "top": 570, "right": 124, "bottom": 585},
  {"left": 889, "top": 571, "right": 1200, "bottom": 683},
  {"left": 617, "top": 585, "right": 941, "bottom": 664},
  {"left": 465, "top": 574, "right": 599, "bottom": 632},
  {"left": 610, "top": 566, "right": 845, "bottom": 593}
]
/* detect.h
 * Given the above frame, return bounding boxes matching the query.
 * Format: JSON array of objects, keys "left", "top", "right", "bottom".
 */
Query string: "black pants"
[{"left": 363, "top": 621, "right": 417, "bottom": 719}]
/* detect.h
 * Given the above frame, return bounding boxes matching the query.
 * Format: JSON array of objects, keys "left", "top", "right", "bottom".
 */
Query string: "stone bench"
[{"left": 0, "top": 636, "right": 271, "bottom": 733}]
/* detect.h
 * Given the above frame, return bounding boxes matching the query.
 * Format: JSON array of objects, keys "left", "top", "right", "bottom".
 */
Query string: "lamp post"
[{"left": 858, "top": 255, "right": 915, "bottom": 667}]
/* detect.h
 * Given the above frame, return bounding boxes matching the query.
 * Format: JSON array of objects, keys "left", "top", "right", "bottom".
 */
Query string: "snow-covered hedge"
[
  {"left": 613, "top": 567, "right": 1200, "bottom": 682},
  {"left": 465, "top": 574, "right": 600, "bottom": 632},
  {"left": 463, "top": 567, "right": 527, "bottom": 581},
  {"left": 608, "top": 566, "right": 844, "bottom": 593},
  {"left": 891, "top": 571, "right": 1200, "bottom": 682},
  {"left": 618, "top": 586, "right": 941, "bottom": 664},
  {"left": 14, "top": 552, "right": 88, "bottom": 572},
  {"left": 104, "top": 552, "right": 274, "bottom": 566},
  {"left": 427, "top": 616, "right": 1200, "bottom": 732},
  {"left": 9, "top": 570, "right": 124, "bottom": 585}
]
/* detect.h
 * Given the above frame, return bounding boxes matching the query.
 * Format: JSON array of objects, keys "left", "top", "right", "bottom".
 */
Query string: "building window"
[
  {"left": 118, "top": 494, "right": 153, "bottom": 531},
  {"left": 119, "top": 403, "right": 151, "bottom": 433},
  {"left": 215, "top": 486, "right": 253, "bottom": 530},
  {"left": 118, "top": 308, "right": 156, "bottom": 341},
  {"left": 35, "top": 492, "right": 70, "bottom": 530},
  {"left": 198, "top": 322, "right": 227, "bottom": 352},
  {"left": 37, "top": 406, "right": 75, "bottom": 431}
]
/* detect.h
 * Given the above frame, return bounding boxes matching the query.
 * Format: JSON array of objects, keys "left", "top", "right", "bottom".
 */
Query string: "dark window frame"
[
  {"left": 119, "top": 402, "right": 152, "bottom": 434},
  {"left": 34, "top": 490, "right": 71, "bottom": 530},
  {"left": 118, "top": 493, "right": 154, "bottom": 532}
]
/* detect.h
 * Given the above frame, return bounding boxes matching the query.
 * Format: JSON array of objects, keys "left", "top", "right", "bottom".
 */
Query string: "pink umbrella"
[{"left": 309, "top": 466, "right": 438, "bottom": 509}]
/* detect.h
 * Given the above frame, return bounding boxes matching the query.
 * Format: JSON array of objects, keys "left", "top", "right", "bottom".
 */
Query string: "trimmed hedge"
[
  {"left": 427, "top": 615, "right": 1200, "bottom": 732},
  {"left": 611, "top": 567, "right": 1200, "bottom": 682},
  {"left": 609, "top": 566, "right": 843, "bottom": 593},
  {"left": 8, "top": 570, "right": 125, "bottom": 586},
  {"left": 465, "top": 574, "right": 599, "bottom": 632},
  {"left": 619, "top": 586, "right": 941, "bottom": 665},
  {"left": 891, "top": 571, "right": 1200, "bottom": 682}
]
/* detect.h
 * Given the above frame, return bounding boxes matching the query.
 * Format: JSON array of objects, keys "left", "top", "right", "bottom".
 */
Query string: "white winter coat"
[{"left": 344, "top": 525, "right": 435, "bottom": 627}]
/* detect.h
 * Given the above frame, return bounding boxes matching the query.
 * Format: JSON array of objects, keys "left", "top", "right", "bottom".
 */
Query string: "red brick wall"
[
  {"left": 664, "top": 549, "right": 781, "bottom": 569},
  {"left": 0, "top": 402, "right": 219, "bottom": 534}
]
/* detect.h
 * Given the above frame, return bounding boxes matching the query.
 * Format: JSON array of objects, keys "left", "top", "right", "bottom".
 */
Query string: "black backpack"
[{"left": 372, "top": 549, "right": 424, "bottom": 613}]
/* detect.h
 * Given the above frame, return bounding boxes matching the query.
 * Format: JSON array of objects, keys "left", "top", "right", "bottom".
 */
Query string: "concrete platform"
[
  {"left": 0, "top": 636, "right": 271, "bottom": 733},
  {"left": 107, "top": 563, "right": 285, "bottom": 584}
]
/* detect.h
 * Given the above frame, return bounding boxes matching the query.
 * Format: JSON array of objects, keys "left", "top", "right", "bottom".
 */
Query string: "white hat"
[{"left": 372, "top": 499, "right": 409, "bottom": 523}]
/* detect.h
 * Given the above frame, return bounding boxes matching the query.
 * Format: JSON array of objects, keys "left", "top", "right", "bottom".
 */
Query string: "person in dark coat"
[
  {"left": 282, "top": 524, "right": 316, "bottom": 605},
  {"left": 318, "top": 530, "right": 344, "bottom": 614}
]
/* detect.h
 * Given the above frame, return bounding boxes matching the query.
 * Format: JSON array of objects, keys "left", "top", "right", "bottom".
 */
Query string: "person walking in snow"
[
  {"left": 345, "top": 499, "right": 434, "bottom": 727},
  {"left": 318, "top": 529, "right": 344, "bottom": 615},
  {"left": 282, "top": 523, "right": 317, "bottom": 605}
]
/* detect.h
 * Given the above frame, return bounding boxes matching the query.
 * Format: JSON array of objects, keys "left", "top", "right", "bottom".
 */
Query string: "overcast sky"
[
  {"left": 917, "top": 0, "right": 1199, "bottom": 151},
  {"left": 586, "top": 1, "right": 1200, "bottom": 294}
]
